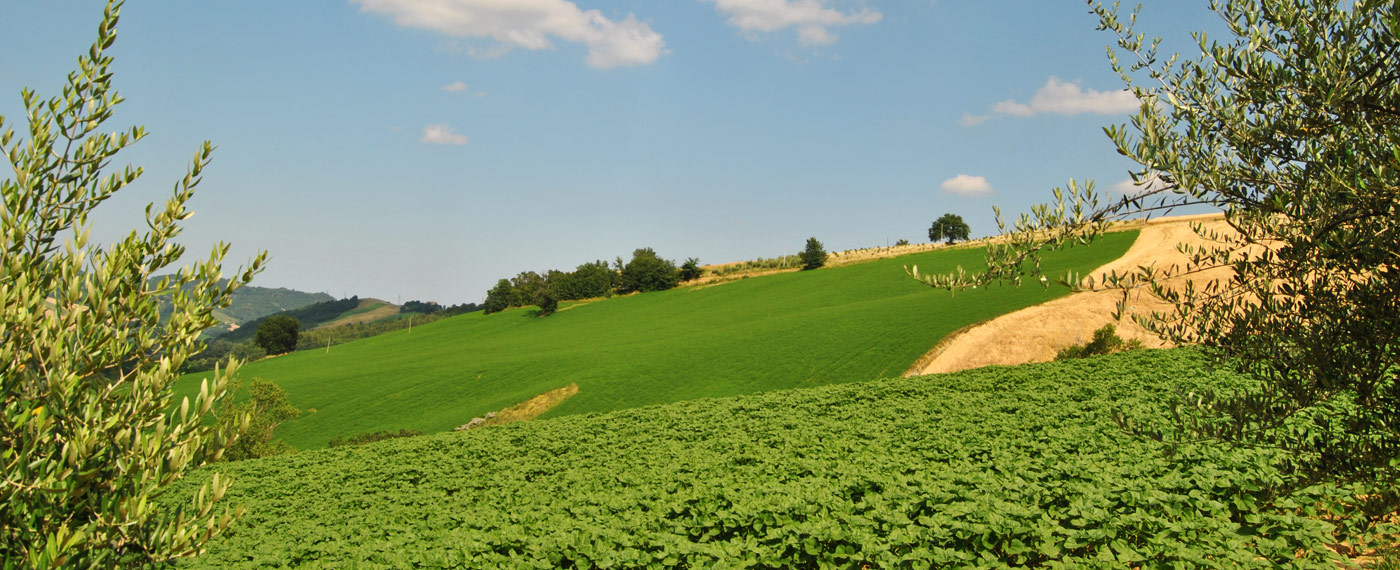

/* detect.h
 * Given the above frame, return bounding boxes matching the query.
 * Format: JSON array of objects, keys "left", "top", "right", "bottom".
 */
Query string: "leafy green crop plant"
[{"left": 166, "top": 350, "right": 1371, "bottom": 568}]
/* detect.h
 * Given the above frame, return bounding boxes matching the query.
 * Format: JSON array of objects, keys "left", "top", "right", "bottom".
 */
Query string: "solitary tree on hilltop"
[
  {"left": 928, "top": 213, "right": 971, "bottom": 245},
  {"left": 913, "top": 0, "right": 1400, "bottom": 493},
  {"left": 799, "top": 237, "right": 827, "bottom": 270}
]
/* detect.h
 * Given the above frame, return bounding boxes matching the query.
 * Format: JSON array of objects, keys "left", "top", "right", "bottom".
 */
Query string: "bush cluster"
[
  {"left": 483, "top": 248, "right": 700, "bottom": 315},
  {"left": 1055, "top": 324, "right": 1144, "bottom": 361}
]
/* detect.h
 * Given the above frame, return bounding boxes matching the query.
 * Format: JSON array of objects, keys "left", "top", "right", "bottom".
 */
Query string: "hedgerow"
[{"left": 170, "top": 349, "right": 1379, "bottom": 568}]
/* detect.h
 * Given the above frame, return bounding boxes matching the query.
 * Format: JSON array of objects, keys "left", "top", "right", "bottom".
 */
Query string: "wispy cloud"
[
  {"left": 442, "top": 81, "right": 470, "bottom": 92},
  {"left": 961, "top": 77, "right": 1139, "bottom": 126},
  {"left": 421, "top": 123, "right": 469, "bottom": 145},
  {"left": 940, "top": 174, "right": 993, "bottom": 196},
  {"left": 353, "top": 0, "right": 667, "bottom": 69},
  {"left": 705, "top": 0, "right": 881, "bottom": 46}
]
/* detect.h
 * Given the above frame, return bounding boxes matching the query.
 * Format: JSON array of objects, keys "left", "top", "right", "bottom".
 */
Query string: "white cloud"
[
  {"left": 940, "top": 174, "right": 993, "bottom": 196},
  {"left": 1112, "top": 172, "right": 1170, "bottom": 196},
  {"left": 962, "top": 77, "right": 1140, "bottom": 126},
  {"left": 353, "top": 0, "right": 667, "bottom": 69},
  {"left": 421, "top": 123, "right": 469, "bottom": 145},
  {"left": 707, "top": 0, "right": 882, "bottom": 46},
  {"left": 442, "top": 80, "right": 470, "bottom": 92}
]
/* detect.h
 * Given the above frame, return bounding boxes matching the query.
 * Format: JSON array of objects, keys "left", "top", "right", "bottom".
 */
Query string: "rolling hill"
[{"left": 178, "top": 230, "right": 1138, "bottom": 450}]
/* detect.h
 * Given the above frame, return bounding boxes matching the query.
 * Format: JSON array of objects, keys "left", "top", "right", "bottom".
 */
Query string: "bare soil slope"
[{"left": 908, "top": 213, "right": 1232, "bottom": 376}]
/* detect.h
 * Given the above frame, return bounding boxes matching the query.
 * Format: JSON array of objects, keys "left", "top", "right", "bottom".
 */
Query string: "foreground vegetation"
[
  {"left": 2, "top": 1, "right": 259, "bottom": 562},
  {"left": 925, "top": 0, "right": 1400, "bottom": 493},
  {"left": 178, "top": 231, "right": 1136, "bottom": 450},
  {"left": 171, "top": 349, "right": 1387, "bottom": 568}
]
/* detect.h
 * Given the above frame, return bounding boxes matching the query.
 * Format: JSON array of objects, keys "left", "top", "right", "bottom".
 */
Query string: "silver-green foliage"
[
  {"left": 915, "top": 0, "right": 1400, "bottom": 487},
  {"left": 0, "top": 1, "right": 264, "bottom": 565}
]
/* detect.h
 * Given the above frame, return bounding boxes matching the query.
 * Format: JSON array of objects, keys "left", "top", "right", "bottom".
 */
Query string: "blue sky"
[{"left": 1, "top": 1, "right": 1223, "bottom": 304}]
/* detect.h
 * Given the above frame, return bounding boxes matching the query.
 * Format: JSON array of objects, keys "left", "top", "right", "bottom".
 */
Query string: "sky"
[{"left": 1, "top": 1, "right": 1226, "bottom": 305}]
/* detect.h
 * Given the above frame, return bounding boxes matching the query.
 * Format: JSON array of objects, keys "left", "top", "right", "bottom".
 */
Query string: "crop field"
[
  {"left": 169, "top": 349, "right": 1351, "bottom": 568},
  {"left": 176, "top": 231, "right": 1136, "bottom": 450}
]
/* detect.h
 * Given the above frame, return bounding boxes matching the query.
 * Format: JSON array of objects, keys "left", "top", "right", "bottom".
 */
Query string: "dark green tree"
[
  {"left": 536, "top": 289, "right": 560, "bottom": 316},
  {"left": 401, "top": 300, "right": 441, "bottom": 314},
  {"left": 621, "top": 248, "right": 681, "bottom": 293},
  {"left": 799, "top": 237, "right": 827, "bottom": 270},
  {"left": 482, "top": 279, "right": 513, "bottom": 314},
  {"left": 253, "top": 314, "right": 300, "bottom": 355},
  {"left": 553, "top": 260, "right": 617, "bottom": 300},
  {"left": 679, "top": 257, "right": 703, "bottom": 281},
  {"left": 510, "top": 271, "right": 546, "bottom": 307},
  {"left": 928, "top": 213, "right": 971, "bottom": 244},
  {"left": 915, "top": 0, "right": 1400, "bottom": 491},
  {"left": 895, "top": 239, "right": 910, "bottom": 246}
]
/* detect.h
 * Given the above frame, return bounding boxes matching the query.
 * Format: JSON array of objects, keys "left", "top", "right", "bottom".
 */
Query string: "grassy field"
[
  {"left": 178, "top": 231, "right": 1137, "bottom": 450},
  {"left": 169, "top": 348, "right": 1352, "bottom": 568}
]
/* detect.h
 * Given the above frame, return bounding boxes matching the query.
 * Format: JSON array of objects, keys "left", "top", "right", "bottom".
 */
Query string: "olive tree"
[
  {"left": 0, "top": 1, "right": 265, "bottom": 564},
  {"left": 913, "top": 0, "right": 1399, "bottom": 490}
]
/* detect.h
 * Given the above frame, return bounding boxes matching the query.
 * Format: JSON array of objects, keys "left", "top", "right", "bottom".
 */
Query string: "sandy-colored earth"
[{"left": 907, "top": 213, "right": 1234, "bottom": 376}]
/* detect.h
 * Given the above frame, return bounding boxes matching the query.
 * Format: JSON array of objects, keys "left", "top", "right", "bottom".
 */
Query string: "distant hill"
[
  {"left": 155, "top": 279, "right": 332, "bottom": 334},
  {"left": 215, "top": 284, "right": 333, "bottom": 327}
]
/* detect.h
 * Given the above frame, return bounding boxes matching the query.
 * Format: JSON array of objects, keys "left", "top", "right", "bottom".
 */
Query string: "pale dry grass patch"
[{"left": 480, "top": 383, "right": 580, "bottom": 427}]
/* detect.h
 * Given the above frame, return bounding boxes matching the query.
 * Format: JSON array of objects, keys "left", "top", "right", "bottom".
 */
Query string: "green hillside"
[
  {"left": 156, "top": 279, "right": 332, "bottom": 334},
  {"left": 217, "top": 296, "right": 374, "bottom": 342},
  {"left": 180, "top": 231, "right": 1137, "bottom": 450},
  {"left": 170, "top": 348, "right": 1343, "bottom": 568}
]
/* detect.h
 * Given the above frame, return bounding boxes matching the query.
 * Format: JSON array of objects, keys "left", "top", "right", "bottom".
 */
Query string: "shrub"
[
  {"left": 1055, "top": 324, "right": 1144, "bottom": 360},
  {"left": 219, "top": 379, "right": 301, "bottom": 461},
  {"left": 679, "top": 257, "right": 703, "bottom": 281}
]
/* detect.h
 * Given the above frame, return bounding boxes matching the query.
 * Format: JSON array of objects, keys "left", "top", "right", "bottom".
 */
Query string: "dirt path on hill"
[{"left": 906, "top": 213, "right": 1233, "bottom": 376}]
